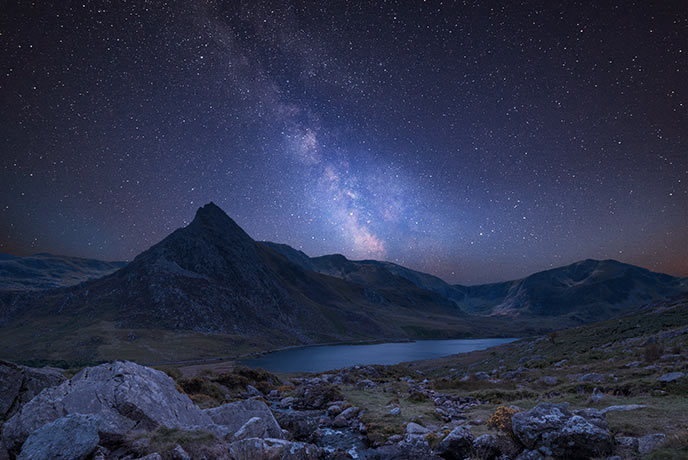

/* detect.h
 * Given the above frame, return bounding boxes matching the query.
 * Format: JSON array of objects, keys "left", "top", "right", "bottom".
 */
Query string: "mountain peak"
[{"left": 193, "top": 202, "right": 227, "bottom": 221}]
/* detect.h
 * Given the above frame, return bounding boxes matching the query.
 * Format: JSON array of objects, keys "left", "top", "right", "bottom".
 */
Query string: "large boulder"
[
  {"left": 16, "top": 414, "right": 99, "bottom": 460},
  {"left": 436, "top": 425, "right": 474, "bottom": 460},
  {"left": 203, "top": 399, "right": 282, "bottom": 439},
  {"left": 227, "top": 437, "right": 322, "bottom": 460},
  {"left": 0, "top": 360, "right": 66, "bottom": 421},
  {"left": 511, "top": 403, "right": 612, "bottom": 459},
  {"left": 2, "top": 361, "right": 213, "bottom": 453}
]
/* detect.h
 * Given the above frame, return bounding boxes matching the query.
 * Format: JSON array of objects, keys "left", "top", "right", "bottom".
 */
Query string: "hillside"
[{"left": 0, "top": 252, "right": 126, "bottom": 291}]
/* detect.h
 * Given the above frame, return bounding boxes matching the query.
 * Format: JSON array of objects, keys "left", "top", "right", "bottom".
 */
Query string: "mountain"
[
  {"left": 0, "top": 203, "right": 531, "bottom": 364},
  {"left": 260, "top": 243, "right": 688, "bottom": 323},
  {"left": 0, "top": 252, "right": 126, "bottom": 291},
  {"left": 453, "top": 259, "right": 688, "bottom": 321}
]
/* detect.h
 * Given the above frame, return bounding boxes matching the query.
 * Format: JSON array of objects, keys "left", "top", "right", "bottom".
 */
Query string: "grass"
[{"left": 341, "top": 384, "right": 442, "bottom": 445}]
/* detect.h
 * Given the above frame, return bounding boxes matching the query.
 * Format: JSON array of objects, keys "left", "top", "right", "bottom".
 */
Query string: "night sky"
[{"left": 1, "top": 1, "right": 686, "bottom": 285}]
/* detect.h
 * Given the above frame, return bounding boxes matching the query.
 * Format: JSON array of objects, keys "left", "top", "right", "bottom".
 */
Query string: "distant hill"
[
  {"left": 0, "top": 203, "right": 531, "bottom": 364},
  {"left": 260, "top": 243, "right": 688, "bottom": 323},
  {"left": 0, "top": 252, "right": 126, "bottom": 291}
]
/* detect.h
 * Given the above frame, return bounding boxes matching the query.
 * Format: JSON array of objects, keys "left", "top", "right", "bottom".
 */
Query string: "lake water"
[{"left": 242, "top": 337, "right": 517, "bottom": 373}]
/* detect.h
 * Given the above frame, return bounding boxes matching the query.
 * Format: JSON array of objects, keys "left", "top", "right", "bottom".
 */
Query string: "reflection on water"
[{"left": 242, "top": 338, "right": 517, "bottom": 373}]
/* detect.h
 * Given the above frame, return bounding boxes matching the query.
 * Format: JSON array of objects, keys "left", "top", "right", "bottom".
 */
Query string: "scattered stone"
[
  {"left": 279, "top": 396, "right": 296, "bottom": 408},
  {"left": 615, "top": 436, "right": 638, "bottom": 450},
  {"left": 539, "top": 376, "right": 557, "bottom": 386},
  {"left": 245, "top": 384, "right": 262, "bottom": 397},
  {"left": 600, "top": 404, "right": 646, "bottom": 414},
  {"left": 326, "top": 405, "right": 342, "bottom": 416},
  {"left": 170, "top": 445, "right": 190, "bottom": 460},
  {"left": 588, "top": 387, "right": 604, "bottom": 404},
  {"left": 578, "top": 373, "right": 604, "bottom": 383},
  {"left": 389, "top": 407, "right": 400, "bottom": 415},
  {"left": 638, "top": 433, "right": 667, "bottom": 456},
  {"left": 657, "top": 372, "right": 685, "bottom": 383},
  {"left": 16, "top": 414, "right": 100, "bottom": 460},
  {"left": 405, "top": 422, "right": 430, "bottom": 436}
]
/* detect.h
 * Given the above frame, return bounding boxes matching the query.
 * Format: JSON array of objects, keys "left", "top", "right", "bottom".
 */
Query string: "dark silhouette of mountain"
[
  {"left": 260, "top": 243, "right": 687, "bottom": 322},
  {"left": 0, "top": 203, "right": 531, "bottom": 363},
  {"left": 453, "top": 259, "right": 688, "bottom": 321},
  {"left": 0, "top": 252, "right": 126, "bottom": 291}
]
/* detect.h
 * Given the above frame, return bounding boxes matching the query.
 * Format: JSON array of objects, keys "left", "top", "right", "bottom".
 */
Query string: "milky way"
[{"left": 1, "top": 1, "right": 686, "bottom": 284}]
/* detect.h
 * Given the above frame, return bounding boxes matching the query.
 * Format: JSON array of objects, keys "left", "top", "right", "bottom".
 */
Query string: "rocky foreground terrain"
[{"left": 1, "top": 295, "right": 686, "bottom": 460}]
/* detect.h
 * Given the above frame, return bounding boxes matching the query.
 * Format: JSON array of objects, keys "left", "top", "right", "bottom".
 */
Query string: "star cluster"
[{"left": 1, "top": 1, "right": 686, "bottom": 284}]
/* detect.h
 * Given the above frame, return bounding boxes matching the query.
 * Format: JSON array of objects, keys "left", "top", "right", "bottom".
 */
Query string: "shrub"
[
  {"left": 487, "top": 406, "right": 519, "bottom": 439},
  {"left": 177, "top": 377, "right": 226, "bottom": 405}
]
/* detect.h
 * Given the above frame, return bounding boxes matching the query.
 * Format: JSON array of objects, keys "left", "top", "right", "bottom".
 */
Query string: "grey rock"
[
  {"left": 227, "top": 437, "right": 322, "bottom": 460},
  {"left": 600, "top": 404, "right": 646, "bottom": 414},
  {"left": 135, "top": 455, "right": 163, "bottom": 460},
  {"left": 657, "top": 372, "right": 685, "bottom": 383},
  {"left": 578, "top": 373, "right": 604, "bottom": 383},
  {"left": 539, "top": 376, "right": 557, "bottom": 386},
  {"left": 436, "top": 425, "right": 473, "bottom": 460},
  {"left": 203, "top": 399, "right": 282, "bottom": 439},
  {"left": 389, "top": 407, "right": 400, "bottom": 415},
  {"left": 326, "top": 405, "right": 342, "bottom": 416},
  {"left": 589, "top": 387, "right": 604, "bottom": 404},
  {"left": 514, "top": 450, "right": 544, "bottom": 460},
  {"left": 232, "top": 417, "right": 270, "bottom": 441},
  {"left": 615, "top": 436, "right": 638, "bottom": 450},
  {"left": 512, "top": 403, "right": 612, "bottom": 458},
  {"left": 472, "top": 433, "right": 500, "bottom": 460},
  {"left": 405, "top": 422, "right": 430, "bottom": 436},
  {"left": 246, "top": 384, "right": 262, "bottom": 397},
  {"left": 0, "top": 360, "right": 66, "bottom": 421},
  {"left": 171, "top": 445, "right": 191, "bottom": 460},
  {"left": 274, "top": 410, "right": 320, "bottom": 440},
  {"left": 2, "top": 361, "right": 212, "bottom": 453},
  {"left": 17, "top": 414, "right": 99, "bottom": 460},
  {"left": 638, "top": 433, "right": 667, "bottom": 455},
  {"left": 280, "top": 396, "right": 296, "bottom": 408}
]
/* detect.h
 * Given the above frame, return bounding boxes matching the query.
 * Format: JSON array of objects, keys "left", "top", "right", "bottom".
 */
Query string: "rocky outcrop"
[
  {"left": 511, "top": 403, "right": 613, "bottom": 459},
  {"left": 0, "top": 360, "right": 65, "bottom": 421},
  {"left": 2, "top": 361, "right": 215, "bottom": 453},
  {"left": 16, "top": 414, "right": 99, "bottom": 460}
]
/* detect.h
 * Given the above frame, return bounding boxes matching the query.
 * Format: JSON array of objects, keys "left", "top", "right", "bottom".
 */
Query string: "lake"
[{"left": 242, "top": 337, "right": 517, "bottom": 373}]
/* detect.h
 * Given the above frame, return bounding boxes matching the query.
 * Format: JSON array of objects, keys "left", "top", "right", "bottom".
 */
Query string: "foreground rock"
[
  {"left": 512, "top": 403, "right": 613, "bottom": 459},
  {"left": 203, "top": 399, "right": 283, "bottom": 439},
  {"left": 2, "top": 361, "right": 216, "bottom": 454},
  {"left": 436, "top": 425, "right": 473, "bottom": 460},
  {"left": 17, "top": 414, "right": 99, "bottom": 460},
  {"left": 0, "top": 360, "right": 66, "bottom": 421}
]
